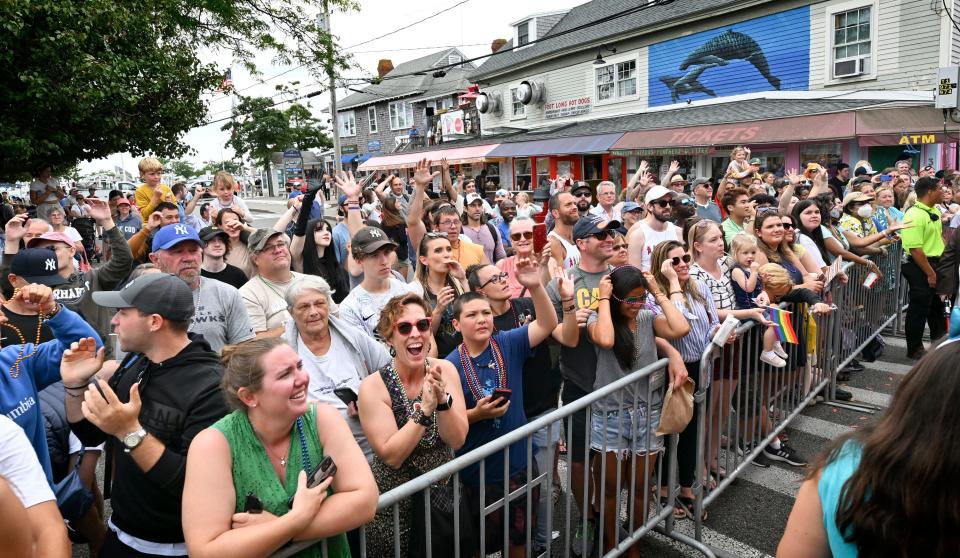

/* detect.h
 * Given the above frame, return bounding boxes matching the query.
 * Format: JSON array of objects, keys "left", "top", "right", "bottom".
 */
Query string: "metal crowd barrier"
[
  {"left": 276, "top": 359, "right": 718, "bottom": 558},
  {"left": 674, "top": 244, "right": 905, "bottom": 552}
]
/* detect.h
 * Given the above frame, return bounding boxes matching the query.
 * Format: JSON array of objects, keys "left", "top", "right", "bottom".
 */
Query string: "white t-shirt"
[
  {"left": 0, "top": 415, "right": 55, "bottom": 508},
  {"left": 362, "top": 202, "right": 382, "bottom": 223},
  {"left": 797, "top": 233, "right": 827, "bottom": 269},
  {"left": 58, "top": 226, "right": 82, "bottom": 243},
  {"left": 29, "top": 178, "right": 60, "bottom": 204},
  {"left": 209, "top": 196, "right": 252, "bottom": 222},
  {"left": 239, "top": 272, "right": 306, "bottom": 333},
  {"left": 338, "top": 278, "right": 423, "bottom": 338},
  {"left": 191, "top": 278, "right": 255, "bottom": 353}
]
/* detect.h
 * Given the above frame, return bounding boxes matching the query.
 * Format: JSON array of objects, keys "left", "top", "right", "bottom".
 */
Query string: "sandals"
[
  {"left": 660, "top": 495, "right": 687, "bottom": 520},
  {"left": 677, "top": 496, "right": 708, "bottom": 521}
]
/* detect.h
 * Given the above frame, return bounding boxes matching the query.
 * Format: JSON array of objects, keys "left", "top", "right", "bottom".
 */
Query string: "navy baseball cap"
[
  {"left": 573, "top": 216, "right": 621, "bottom": 241},
  {"left": 92, "top": 273, "right": 194, "bottom": 321},
  {"left": 9, "top": 248, "right": 68, "bottom": 287},
  {"left": 152, "top": 224, "right": 201, "bottom": 252}
]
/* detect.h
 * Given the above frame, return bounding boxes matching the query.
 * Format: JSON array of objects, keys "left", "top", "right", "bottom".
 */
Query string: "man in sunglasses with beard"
[{"left": 627, "top": 185, "right": 684, "bottom": 271}]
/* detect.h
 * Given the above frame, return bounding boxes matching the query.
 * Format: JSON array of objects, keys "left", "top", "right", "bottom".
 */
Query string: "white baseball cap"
[{"left": 644, "top": 185, "right": 674, "bottom": 204}]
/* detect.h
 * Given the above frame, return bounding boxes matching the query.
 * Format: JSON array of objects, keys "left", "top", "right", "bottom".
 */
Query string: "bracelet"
[
  {"left": 66, "top": 391, "right": 83, "bottom": 398},
  {"left": 560, "top": 298, "right": 574, "bottom": 303},
  {"left": 63, "top": 383, "right": 88, "bottom": 390},
  {"left": 669, "top": 290, "right": 683, "bottom": 296},
  {"left": 598, "top": 297, "right": 609, "bottom": 301},
  {"left": 563, "top": 305, "right": 576, "bottom": 312}
]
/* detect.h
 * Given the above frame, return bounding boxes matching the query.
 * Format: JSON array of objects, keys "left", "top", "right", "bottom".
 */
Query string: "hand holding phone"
[
  {"left": 491, "top": 388, "right": 512, "bottom": 404},
  {"left": 288, "top": 456, "right": 337, "bottom": 508},
  {"left": 333, "top": 387, "right": 358, "bottom": 406}
]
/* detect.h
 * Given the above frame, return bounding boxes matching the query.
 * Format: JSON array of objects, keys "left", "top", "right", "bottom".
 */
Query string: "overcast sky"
[{"left": 78, "top": 0, "right": 582, "bottom": 178}]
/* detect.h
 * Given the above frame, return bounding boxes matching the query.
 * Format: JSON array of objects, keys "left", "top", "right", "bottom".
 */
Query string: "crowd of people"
[{"left": 0, "top": 149, "right": 957, "bottom": 558}]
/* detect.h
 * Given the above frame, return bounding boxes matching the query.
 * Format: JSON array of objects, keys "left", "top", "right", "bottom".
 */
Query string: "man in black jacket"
[{"left": 62, "top": 273, "right": 228, "bottom": 557}]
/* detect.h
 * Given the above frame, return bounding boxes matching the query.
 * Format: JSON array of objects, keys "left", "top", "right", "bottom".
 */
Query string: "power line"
[
  {"left": 348, "top": 43, "right": 487, "bottom": 54},
  {"left": 341, "top": 0, "right": 474, "bottom": 50}
]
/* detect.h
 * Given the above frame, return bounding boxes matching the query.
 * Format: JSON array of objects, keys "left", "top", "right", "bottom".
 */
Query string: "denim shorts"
[{"left": 590, "top": 404, "right": 663, "bottom": 457}]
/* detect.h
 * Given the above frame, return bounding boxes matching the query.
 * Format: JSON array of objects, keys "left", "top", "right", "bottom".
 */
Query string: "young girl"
[
  {"left": 729, "top": 233, "right": 788, "bottom": 368},
  {"left": 208, "top": 170, "right": 252, "bottom": 223},
  {"left": 726, "top": 146, "right": 752, "bottom": 180}
]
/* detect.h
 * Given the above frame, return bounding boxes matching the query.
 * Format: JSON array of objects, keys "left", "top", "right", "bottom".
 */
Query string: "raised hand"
[
  {"left": 515, "top": 255, "right": 541, "bottom": 288},
  {"left": 554, "top": 265, "right": 574, "bottom": 301},
  {"left": 598, "top": 274, "right": 613, "bottom": 300},
  {"left": 413, "top": 159, "right": 440, "bottom": 188},
  {"left": 659, "top": 258, "right": 679, "bottom": 283},
  {"left": 5, "top": 213, "right": 28, "bottom": 241},
  {"left": 669, "top": 160, "right": 680, "bottom": 173},
  {"left": 786, "top": 169, "right": 800, "bottom": 185},
  {"left": 643, "top": 271, "right": 662, "bottom": 297},
  {"left": 146, "top": 211, "right": 164, "bottom": 231},
  {"left": 61, "top": 338, "right": 104, "bottom": 386},
  {"left": 16, "top": 284, "right": 56, "bottom": 314},
  {"left": 86, "top": 198, "right": 112, "bottom": 223},
  {"left": 334, "top": 171, "right": 361, "bottom": 199},
  {"left": 446, "top": 260, "right": 466, "bottom": 281}
]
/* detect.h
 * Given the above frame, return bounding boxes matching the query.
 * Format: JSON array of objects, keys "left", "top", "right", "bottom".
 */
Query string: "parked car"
[{"left": 285, "top": 178, "right": 306, "bottom": 193}]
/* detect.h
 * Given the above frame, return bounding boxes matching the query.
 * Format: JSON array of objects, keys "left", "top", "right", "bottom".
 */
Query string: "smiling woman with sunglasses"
[
  {"left": 496, "top": 217, "right": 551, "bottom": 297},
  {"left": 359, "top": 293, "right": 469, "bottom": 557}
]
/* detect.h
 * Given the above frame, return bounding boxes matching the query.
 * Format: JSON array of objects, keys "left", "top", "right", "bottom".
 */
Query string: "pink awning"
[{"left": 358, "top": 144, "right": 501, "bottom": 171}]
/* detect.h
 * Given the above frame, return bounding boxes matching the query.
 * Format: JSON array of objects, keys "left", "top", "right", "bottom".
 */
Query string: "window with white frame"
[
  {"left": 339, "top": 110, "right": 356, "bottom": 137},
  {"left": 367, "top": 106, "right": 377, "bottom": 133},
  {"left": 517, "top": 21, "right": 529, "bottom": 47},
  {"left": 510, "top": 88, "right": 525, "bottom": 118},
  {"left": 595, "top": 59, "right": 637, "bottom": 102},
  {"left": 388, "top": 101, "right": 413, "bottom": 130},
  {"left": 448, "top": 54, "right": 462, "bottom": 67},
  {"left": 829, "top": 4, "right": 873, "bottom": 78}
]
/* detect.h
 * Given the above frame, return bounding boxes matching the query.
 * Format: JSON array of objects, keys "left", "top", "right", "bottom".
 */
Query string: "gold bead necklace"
[{"left": 2, "top": 288, "right": 47, "bottom": 379}]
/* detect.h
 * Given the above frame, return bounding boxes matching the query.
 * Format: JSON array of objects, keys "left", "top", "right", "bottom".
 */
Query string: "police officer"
[{"left": 901, "top": 177, "right": 946, "bottom": 359}]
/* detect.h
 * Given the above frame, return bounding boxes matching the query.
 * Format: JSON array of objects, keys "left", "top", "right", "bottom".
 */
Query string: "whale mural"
[{"left": 648, "top": 6, "right": 810, "bottom": 107}]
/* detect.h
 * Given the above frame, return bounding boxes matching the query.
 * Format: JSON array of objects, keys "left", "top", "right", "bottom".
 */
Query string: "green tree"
[
  {"left": 201, "top": 160, "right": 244, "bottom": 176},
  {"left": 223, "top": 97, "right": 331, "bottom": 196},
  {"left": 168, "top": 160, "right": 198, "bottom": 179},
  {"left": 0, "top": 0, "right": 355, "bottom": 180}
]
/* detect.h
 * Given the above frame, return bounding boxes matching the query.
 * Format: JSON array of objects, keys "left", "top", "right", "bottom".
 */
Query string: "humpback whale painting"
[{"left": 648, "top": 7, "right": 810, "bottom": 107}]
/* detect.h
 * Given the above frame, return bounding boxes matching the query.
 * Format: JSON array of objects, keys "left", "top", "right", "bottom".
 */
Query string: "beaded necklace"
[
  {"left": 385, "top": 360, "right": 439, "bottom": 448},
  {"left": 458, "top": 337, "right": 507, "bottom": 402},
  {"left": 492, "top": 300, "right": 521, "bottom": 332},
  {"left": 2, "top": 290, "right": 48, "bottom": 379}
]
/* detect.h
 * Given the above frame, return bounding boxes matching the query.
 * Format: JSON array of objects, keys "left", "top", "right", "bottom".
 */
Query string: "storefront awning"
[
  {"left": 488, "top": 133, "right": 624, "bottom": 158},
  {"left": 855, "top": 106, "right": 950, "bottom": 147},
  {"left": 358, "top": 144, "right": 501, "bottom": 171},
  {"left": 612, "top": 112, "right": 856, "bottom": 152},
  {"left": 341, "top": 154, "right": 358, "bottom": 164},
  {"left": 357, "top": 153, "right": 372, "bottom": 163}
]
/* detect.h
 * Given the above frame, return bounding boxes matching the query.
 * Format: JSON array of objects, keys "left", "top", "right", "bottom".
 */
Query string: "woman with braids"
[
  {"left": 778, "top": 337, "right": 960, "bottom": 557},
  {"left": 182, "top": 338, "right": 378, "bottom": 558},
  {"left": 358, "top": 294, "right": 469, "bottom": 557},
  {"left": 413, "top": 233, "right": 467, "bottom": 358},
  {"left": 586, "top": 265, "right": 688, "bottom": 555}
]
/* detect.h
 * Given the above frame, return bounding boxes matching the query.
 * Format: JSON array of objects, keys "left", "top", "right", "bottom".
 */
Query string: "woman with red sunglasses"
[{"left": 358, "top": 293, "right": 468, "bottom": 557}]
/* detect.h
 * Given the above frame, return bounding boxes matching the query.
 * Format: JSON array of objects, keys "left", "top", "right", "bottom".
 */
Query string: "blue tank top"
[
  {"left": 817, "top": 441, "right": 862, "bottom": 558},
  {"left": 730, "top": 265, "right": 763, "bottom": 309}
]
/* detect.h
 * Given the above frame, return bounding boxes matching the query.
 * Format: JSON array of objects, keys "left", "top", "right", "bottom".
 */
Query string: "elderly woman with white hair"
[
  {"left": 496, "top": 216, "right": 552, "bottom": 297},
  {"left": 283, "top": 275, "right": 390, "bottom": 462}
]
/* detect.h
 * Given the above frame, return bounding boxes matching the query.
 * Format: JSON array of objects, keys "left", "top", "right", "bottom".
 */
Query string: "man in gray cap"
[
  {"left": 238, "top": 228, "right": 304, "bottom": 338},
  {"left": 64, "top": 273, "right": 227, "bottom": 557},
  {"left": 338, "top": 226, "right": 423, "bottom": 338}
]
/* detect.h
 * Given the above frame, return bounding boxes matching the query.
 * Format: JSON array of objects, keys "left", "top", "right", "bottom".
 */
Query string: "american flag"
[{"left": 216, "top": 69, "right": 233, "bottom": 93}]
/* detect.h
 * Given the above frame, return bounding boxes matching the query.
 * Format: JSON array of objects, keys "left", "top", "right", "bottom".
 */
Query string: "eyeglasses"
[
  {"left": 574, "top": 192, "right": 592, "bottom": 198},
  {"left": 589, "top": 230, "right": 614, "bottom": 241},
  {"left": 509, "top": 231, "right": 534, "bottom": 241},
  {"left": 259, "top": 241, "right": 288, "bottom": 253},
  {"left": 438, "top": 219, "right": 461, "bottom": 227},
  {"left": 479, "top": 271, "right": 509, "bottom": 289},
  {"left": 395, "top": 318, "right": 432, "bottom": 335},
  {"left": 611, "top": 292, "right": 646, "bottom": 306},
  {"left": 653, "top": 199, "right": 676, "bottom": 208},
  {"left": 670, "top": 254, "right": 692, "bottom": 266}
]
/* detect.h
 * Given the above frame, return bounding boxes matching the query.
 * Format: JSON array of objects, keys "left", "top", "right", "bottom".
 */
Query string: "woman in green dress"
[{"left": 182, "top": 337, "right": 378, "bottom": 558}]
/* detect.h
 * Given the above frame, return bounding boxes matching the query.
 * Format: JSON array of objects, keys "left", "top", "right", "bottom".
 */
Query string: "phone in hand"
[
  {"left": 880, "top": 174, "right": 893, "bottom": 182},
  {"left": 287, "top": 456, "right": 337, "bottom": 508},
  {"left": 491, "top": 388, "right": 512, "bottom": 404},
  {"left": 333, "top": 387, "right": 358, "bottom": 406},
  {"left": 533, "top": 222, "right": 548, "bottom": 253},
  {"left": 244, "top": 492, "right": 263, "bottom": 514}
]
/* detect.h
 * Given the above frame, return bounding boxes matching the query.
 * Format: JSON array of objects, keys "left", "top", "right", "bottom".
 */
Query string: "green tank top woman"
[{"left": 213, "top": 405, "right": 350, "bottom": 558}]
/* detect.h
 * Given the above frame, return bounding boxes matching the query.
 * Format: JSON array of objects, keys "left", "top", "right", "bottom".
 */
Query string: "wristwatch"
[
  {"left": 121, "top": 428, "right": 147, "bottom": 453},
  {"left": 435, "top": 393, "right": 453, "bottom": 412}
]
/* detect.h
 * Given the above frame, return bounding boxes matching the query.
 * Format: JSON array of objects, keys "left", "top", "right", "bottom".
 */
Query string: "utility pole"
[{"left": 318, "top": 3, "right": 342, "bottom": 176}]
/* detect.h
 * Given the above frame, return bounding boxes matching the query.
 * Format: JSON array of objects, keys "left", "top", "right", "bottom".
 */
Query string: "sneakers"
[
  {"left": 573, "top": 518, "right": 596, "bottom": 557},
  {"left": 760, "top": 350, "right": 787, "bottom": 368},
  {"left": 772, "top": 341, "right": 788, "bottom": 359},
  {"left": 834, "top": 386, "right": 853, "bottom": 401},
  {"left": 762, "top": 443, "right": 808, "bottom": 467},
  {"left": 751, "top": 451, "right": 772, "bottom": 468}
]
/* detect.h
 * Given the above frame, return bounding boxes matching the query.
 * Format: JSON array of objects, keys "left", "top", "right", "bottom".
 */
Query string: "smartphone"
[
  {"left": 880, "top": 174, "right": 892, "bottom": 182},
  {"left": 243, "top": 492, "right": 263, "bottom": 514},
  {"left": 491, "top": 388, "right": 512, "bottom": 404},
  {"left": 533, "top": 222, "right": 548, "bottom": 253},
  {"left": 333, "top": 387, "right": 358, "bottom": 406},
  {"left": 288, "top": 456, "right": 337, "bottom": 508}
]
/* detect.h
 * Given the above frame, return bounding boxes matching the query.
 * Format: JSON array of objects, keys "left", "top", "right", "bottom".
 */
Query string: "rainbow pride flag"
[{"left": 767, "top": 307, "right": 799, "bottom": 345}]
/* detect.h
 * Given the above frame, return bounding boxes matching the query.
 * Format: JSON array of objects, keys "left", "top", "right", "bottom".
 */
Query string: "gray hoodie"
[{"left": 283, "top": 313, "right": 390, "bottom": 462}]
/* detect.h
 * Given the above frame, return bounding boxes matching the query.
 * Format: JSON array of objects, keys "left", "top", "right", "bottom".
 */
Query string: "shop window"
[
  {"left": 536, "top": 158, "right": 550, "bottom": 190},
  {"left": 750, "top": 152, "right": 785, "bottom": 175},
  {"left": 801, "top": 144, "right": 842, "bottom": 169},
  {"left": 514, "top": 158, "right": 533, "bottom": 190},
  {"left": 583, "top": 155, "right": 603, "bottom": 182},
  {"left": 606, "top": 158, "right": 624, "bottom": 190},
  {"left": 596, "top": 58, "right": 637, "bottom": 103},
  {"left": 557, "top": 159, "right": 574, "bottom": 179},
  {"left": 338, "top": 110, "right": 356, "bottom": 137},
  {"left": 510, "top": 88, "right": 525, "bottom": 119},
  {"left": 827, "top": 2, "right": 875, "bottom": 80}
]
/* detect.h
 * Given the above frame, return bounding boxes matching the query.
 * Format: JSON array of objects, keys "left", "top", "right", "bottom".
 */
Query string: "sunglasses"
[
  {"left": 653, "top": 199, "right": 676, "bottom": 208},
  {"left": 612, "top": 243, "right": 628, "bottom": 251},
  {"left": 510, "top": 231, "right": 534, "bottom": 241},
  {"left": 479, "top": 271, "right": 509, "bottom": 289},
  {"left": 574, "top": 192, "right": 592, "bottom": 198},
  {"left": 395, "top": 318, "right": 432, "bottom": 335},
  {"left": 781, "top": 222, "right": 794, "bottom": 230},
  {"left": 589, "top": 230, "right": 614, "bottom": 241},
  {"left": 611, "top": 292, "right": 646, "bottom": 306},
  {"left": 670, "top": 254, "right": 692, "bottom": 266}
]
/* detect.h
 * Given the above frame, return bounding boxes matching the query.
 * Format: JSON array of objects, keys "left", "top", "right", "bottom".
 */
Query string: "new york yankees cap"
[
  {"left": 92, "top": 273, "right": 195, "bottom": 321},
  {"left": 352, "top": 226, "right": 397, "bottom": 255},
  {"left": 9, "top": 248, "right": 69, "bottom": 287},
  {"left": 152, "top": 223, "right": 202, "bottom": 252}
]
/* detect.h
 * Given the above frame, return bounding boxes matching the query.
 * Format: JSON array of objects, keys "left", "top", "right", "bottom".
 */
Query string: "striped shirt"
[{"left": 649, "top": 280, "right": 719, "bottom": 362}]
